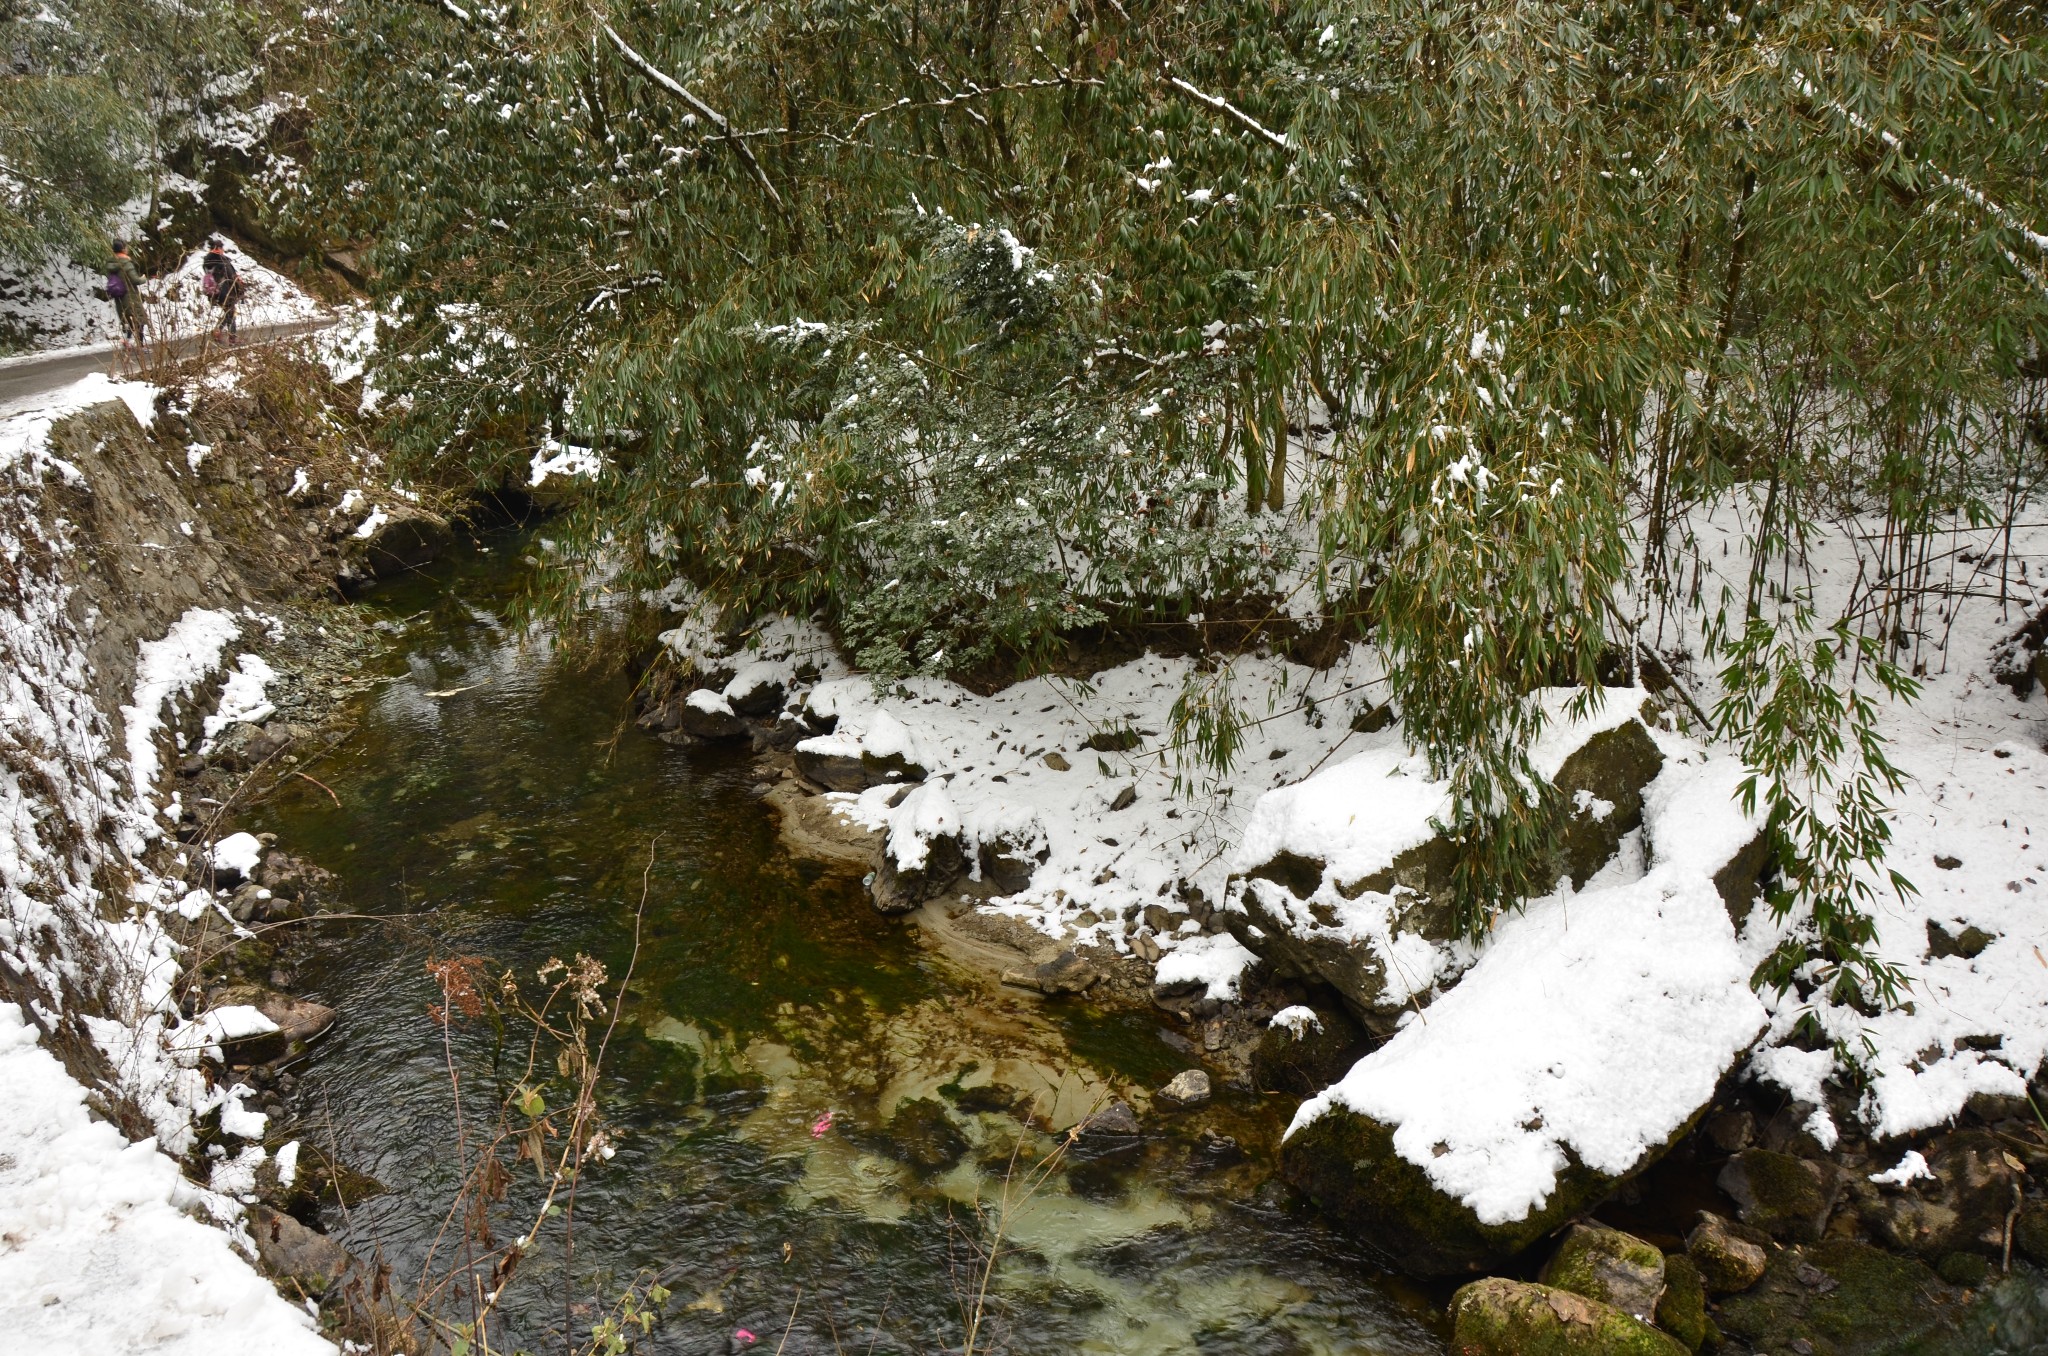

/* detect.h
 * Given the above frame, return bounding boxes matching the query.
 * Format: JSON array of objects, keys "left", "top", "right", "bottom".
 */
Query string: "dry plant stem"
[
  {"left": 773, "top": 1288, "right": 803, "bottom": 1356},
  {"left": 959, "top": 1083, "right": 1102, "bottom": 1355},
  {"left": 559, "top": 836, "right": 658, "bottom": 1353}
]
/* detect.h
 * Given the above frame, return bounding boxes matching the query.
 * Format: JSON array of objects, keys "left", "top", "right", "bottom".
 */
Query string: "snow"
[
  {"left": 209, "top": 832, "right": 265, "bottom": 880},
  {"left": 724, "top": 660, "right": 785, "bottom": 706},
  {"left": 202, "top": 654, "right": 279, "bottom": 745},
  {"left": 1289, "top": 860, "right": 1767, "bottom": 1226},
  {"left": 528, "top": 438, "right": 604, "bottom": 486},
  {"left": 217, "top": 1084, "right": 269, "bottom": 1141},
  {"left": 1869, "top": 1150, "right": 1935, "bottom": 1187},
  {"left": 1230, "top": 741, "right": 1448, "bottom": 892},
  {"left": 0, "top": 1005, "right": 332, "bottom": 1355},
  {"left": 1154, "top": 933, "right": 1259, "bottom": 1001},
  {"left": 686, "top": 687, "right": 735, "bottom": 716},
  {"left": 351, "top": 505, "right": 388, "bottom": 539},
  {"left": 122, "top": 608, "right": 241, "bottom": 807},
  {"left": 1270, "top": 1005, "right": 1323, "bottom": 1037},
  {"left": 886, "top": 781, "right": 960, "bottom": 873},
  {"left": 0, "top": 391, "right": 333, "bottom": 1350}
]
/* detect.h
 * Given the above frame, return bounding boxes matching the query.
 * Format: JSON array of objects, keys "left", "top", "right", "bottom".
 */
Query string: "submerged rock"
[
  {"left": 1448, "top": 1277, "right": 1687, "bottom": 1356},
  {"left": 1539, "top": 1223, "right": 1666, "bottom": 1321},
  {"left": 885, "top": 1097, "right": 969, "bottom": 1172}
]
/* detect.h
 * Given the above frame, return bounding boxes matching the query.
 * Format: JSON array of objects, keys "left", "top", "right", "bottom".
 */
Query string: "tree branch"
[
  {"left": 601, "top": 20, "right": 788, "bottom": 219},
  {"left": 1165, "top": 74, "right": 1290, "bottom": 153}
]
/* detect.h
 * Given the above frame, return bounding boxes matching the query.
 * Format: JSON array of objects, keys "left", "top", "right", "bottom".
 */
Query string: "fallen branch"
[{"left": 292, "top": 770, "right": 342, "bottom": 807}]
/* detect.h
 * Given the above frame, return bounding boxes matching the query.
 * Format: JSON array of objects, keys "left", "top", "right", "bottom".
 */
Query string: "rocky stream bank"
[{"left": 13, "top": 353, "right": 2048, "bottom": 1353}]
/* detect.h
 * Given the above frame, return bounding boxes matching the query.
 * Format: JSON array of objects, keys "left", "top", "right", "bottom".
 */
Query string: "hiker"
[
  {"left": 202, "top": 238, "right": 241, "bottom": 342},
  {"left": 107, "top": 240, "right": 145, "bottom": 348}
]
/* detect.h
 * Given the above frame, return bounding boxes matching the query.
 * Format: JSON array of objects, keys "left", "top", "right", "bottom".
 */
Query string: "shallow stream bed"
[{"left": 254, "top": 533, "right": 1448, "bottom": 1354}]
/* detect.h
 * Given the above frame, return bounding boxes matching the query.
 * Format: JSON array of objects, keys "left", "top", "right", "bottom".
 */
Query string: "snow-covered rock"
[
  {"left": 1224, "top": 689, "right": 1675, "bottom": 1033},
  {"left": 1281, "top": 838, "right": 1768, "bottom": 1274}
]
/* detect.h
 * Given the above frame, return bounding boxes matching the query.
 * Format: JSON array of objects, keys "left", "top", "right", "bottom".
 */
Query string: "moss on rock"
[
  {"left": 1450, "top": 1277, "right": 1688, "bottom": 1356},
  {"left": 1282, "top": 1102, "right": 1704, "bottom": 1275},
  {"left": 1540, "top": 1222, "right": 1667, "bottom": 1319},
  {"left": 1714, "top": 1238, "right": 1966, "bottom": 1355},
  {"left": 1655, "top": 1254, "right": 1708, "bottom": 1352}
]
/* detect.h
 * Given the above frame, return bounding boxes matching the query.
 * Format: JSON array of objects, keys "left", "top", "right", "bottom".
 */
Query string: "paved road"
[{"left": 0, "top": 318, "right": 335, "bottom": 408}]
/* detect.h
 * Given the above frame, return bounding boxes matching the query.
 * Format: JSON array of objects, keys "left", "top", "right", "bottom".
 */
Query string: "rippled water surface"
[{"left": 255, "top": 533, "right": 1448, "bottom": 1354}]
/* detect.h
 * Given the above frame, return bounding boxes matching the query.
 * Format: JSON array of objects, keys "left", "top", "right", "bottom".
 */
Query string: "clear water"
[{"left": 255, "top": 531, "right": 1448, "bottom": 1355}]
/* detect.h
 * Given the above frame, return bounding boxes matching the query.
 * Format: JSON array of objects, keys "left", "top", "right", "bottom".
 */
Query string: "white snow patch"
[
  {"left": 1270, "top": 1005, "right": 1323, "bottom": 1038},
  {"left": 209, "top": 833, "right": 265, "bottom": 881},
  {"left": 121, "top": 608, "right": 241, "bottom": 804},
  {"left": 1154, "top": 933, "right": 1258, "bottom": 1001},
  {"left": 0, "top": 1005, "right": 333, "bottom": 1354}
]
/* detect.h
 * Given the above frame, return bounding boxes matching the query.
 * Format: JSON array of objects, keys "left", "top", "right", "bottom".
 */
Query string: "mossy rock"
[
  {"left": 1450, "top": 1277, "right": 1688, "bottom": 1356},
  {"left": 1282, "top": 1101, "right": 1704, "bottom": 1276},
  {"left": 1718, "top": 1147, "right": 1843, "bottom": 1243},
  {"left": 2015, "top": 1203, "right": 2048, "bottom": 1268},
  {"left": 1655, "top": 1254, "right": 1709, "bottom": 1352},
  {"left": 1551, "top": 720, "right": 1665, "bottom": 887},
  {"left": 1540, "top": 1222, "right": 1667, "bottom": 1320},
  {"left": 1714, "top": 1238, "right": 1966, "bottom": 1355},
  {"left": 1250, "top": 1002, "right": 1366, "bottom": 1096}
]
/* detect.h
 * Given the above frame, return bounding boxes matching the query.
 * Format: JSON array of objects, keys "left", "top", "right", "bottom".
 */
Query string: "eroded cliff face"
[{"left": 1, "top": 352, "right": 448, "bottom": 1115}]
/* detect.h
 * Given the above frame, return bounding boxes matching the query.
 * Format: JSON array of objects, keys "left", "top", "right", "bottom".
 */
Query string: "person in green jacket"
[{"left": 107, "top": 240, "right": 145, "bottom": 347}]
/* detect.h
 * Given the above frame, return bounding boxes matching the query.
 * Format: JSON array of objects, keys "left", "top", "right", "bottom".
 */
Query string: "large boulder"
[
  {"left": 1283, "top": 1102, "right": 1703, "bottom": 1276},
  {"left": 248, "top": 1204, "right": 355, "bottom": 1296},
  {"left": 1539, "top": 1223, "right": 1667, "bottom": 1322},
  {"left": 868, "top": 781, "right": 964, "bottom": 914},
  {"left": 1449, "top": 1278, "right": 1687, "bottom": 1356},
  {"left": 1279, "top": 870, "right": 1763, "bottom": 1276},
  {"left": 340, "top": 503, "right": 451, "bottom": 582},
  {"left": 795, "top": 713, "right": 930, "bottom": 793},
  {"left": 1224, "top": 692, "right": 1669, "bottom": 1031}
]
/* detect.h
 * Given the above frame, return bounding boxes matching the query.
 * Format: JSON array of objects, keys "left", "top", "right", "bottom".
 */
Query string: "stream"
[{"left": 254, "top": 530, "right": 1448, "bottom": 1355}]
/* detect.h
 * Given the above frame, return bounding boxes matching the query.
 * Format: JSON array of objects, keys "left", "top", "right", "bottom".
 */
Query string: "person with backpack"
[
  {"left": 202, "top": 237, "right": 241, "bottom": 343},
  {"left": 106, "top": 240, "right": 145, "bottom": 348}
]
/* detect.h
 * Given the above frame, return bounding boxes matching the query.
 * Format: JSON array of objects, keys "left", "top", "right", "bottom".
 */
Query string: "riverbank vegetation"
[{"left": 283, "top": 1, "right": 2048, "bottom": 1001}]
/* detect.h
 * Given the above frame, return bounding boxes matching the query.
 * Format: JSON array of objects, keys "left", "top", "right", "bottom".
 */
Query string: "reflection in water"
[{"left": 255, "top": 534, "right": 1445, "bottom": 1354}]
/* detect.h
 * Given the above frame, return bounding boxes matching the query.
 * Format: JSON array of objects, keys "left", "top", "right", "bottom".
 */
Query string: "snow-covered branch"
[
  {"left": 1165, "top": 74, "right": 1290, "bottom": 153},
  {"left": 601, "top": 21, "right": 789, "bottom": 219}
]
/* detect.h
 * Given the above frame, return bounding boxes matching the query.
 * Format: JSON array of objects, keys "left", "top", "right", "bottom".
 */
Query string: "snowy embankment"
[
  {"left": 657, "top": 497, "right": 2048, "bottom": 1236},
  {"left": 0, "top": 376, "right": 333, "bottom": 1351}
]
